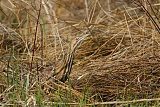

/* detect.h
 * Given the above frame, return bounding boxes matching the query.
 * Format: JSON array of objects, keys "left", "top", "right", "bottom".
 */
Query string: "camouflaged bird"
[{"left": 41, "top": 34, "right": 90, "bottom": 82}]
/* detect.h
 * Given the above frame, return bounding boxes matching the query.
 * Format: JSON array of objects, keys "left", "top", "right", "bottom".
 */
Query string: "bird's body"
[{"left": 41, "top": 34, "right": 90, "bottom": 82}]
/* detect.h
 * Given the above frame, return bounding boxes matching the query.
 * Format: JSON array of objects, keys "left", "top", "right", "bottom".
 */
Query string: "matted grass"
[{"left": 0, "top": 0, "right": 160, "bottom": 106}]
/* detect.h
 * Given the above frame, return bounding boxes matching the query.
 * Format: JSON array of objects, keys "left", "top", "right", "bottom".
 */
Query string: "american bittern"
[{"left": 42, "top": 34, "right": 90, "bottom": 82}]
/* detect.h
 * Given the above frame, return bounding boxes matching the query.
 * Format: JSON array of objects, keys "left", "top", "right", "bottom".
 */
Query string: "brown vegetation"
[{"left": 1, "top": 0, "right": 160, "bottom": 106}]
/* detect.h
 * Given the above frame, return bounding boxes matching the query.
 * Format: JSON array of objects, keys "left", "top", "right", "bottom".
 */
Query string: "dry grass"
[{"left": 1, "top": 0, "right": 160, "bottom": 106}]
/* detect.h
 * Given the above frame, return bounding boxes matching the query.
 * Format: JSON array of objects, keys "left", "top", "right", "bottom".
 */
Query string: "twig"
[
  {"left": 133, "top": 0, "right": 160, "bottom": 34},
  {"left": 42, "top": 98, "right": 160, "bottom": 105},
  {"left": 30, "top": 0, "right": 42, "bottom": 72}
]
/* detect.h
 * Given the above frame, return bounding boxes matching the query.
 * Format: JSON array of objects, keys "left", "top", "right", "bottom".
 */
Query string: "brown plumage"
[{"left": 41, "top": 34, "right": 90, "bottom": 82}]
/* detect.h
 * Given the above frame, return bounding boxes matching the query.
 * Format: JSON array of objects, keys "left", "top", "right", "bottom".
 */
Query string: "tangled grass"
[{"left": 1, "top": 0, "right": 160, "bottom": 106}]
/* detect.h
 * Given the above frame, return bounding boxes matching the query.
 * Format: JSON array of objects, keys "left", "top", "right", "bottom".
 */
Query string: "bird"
[{"left": 42, "top": 33, "right": 90, "bottom": 82}]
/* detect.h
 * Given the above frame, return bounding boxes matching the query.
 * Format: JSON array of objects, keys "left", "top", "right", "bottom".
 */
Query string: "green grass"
[{"left": 1, "top": 63, "right": 160, "bottom": 106}]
